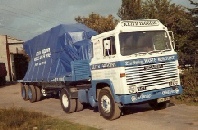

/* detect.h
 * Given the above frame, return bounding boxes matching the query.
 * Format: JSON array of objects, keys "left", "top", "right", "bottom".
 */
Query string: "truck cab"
[{"left": 89, "top": 19, "right": 182, "bottom": 120}]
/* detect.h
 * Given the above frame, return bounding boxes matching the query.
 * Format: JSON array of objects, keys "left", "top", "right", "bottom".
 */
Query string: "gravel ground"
[{"left": 0, "top": 83, "right": 198, "bottom": 130}]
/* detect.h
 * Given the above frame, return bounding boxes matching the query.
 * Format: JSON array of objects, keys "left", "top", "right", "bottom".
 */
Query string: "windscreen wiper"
[
  {"left": 148, "top": 50, "right": 162, "bottom": 54},
  {"left": 134, "top": 52, "right": 147, "bottom": 56},
  {"left": 162, "top": 49, "right": 171, "bottom": 52}
]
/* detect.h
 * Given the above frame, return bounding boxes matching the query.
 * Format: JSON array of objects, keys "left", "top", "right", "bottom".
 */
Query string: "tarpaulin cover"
[{"left": 23, "top": 23, "right": 97, "bottom": 82}]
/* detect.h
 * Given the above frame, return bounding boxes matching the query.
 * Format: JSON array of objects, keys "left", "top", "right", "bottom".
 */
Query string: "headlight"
[
  {"left": 169, "top": 79, "right": 178, "bottom": 86},
  {"left": 129, "top": 85, "right": 136, "bottom": 93}
]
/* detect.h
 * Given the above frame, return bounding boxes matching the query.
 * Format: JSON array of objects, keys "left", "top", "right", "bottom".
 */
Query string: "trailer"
[{"left": 19, "top": 20, "right": 183, "bottom": 120}]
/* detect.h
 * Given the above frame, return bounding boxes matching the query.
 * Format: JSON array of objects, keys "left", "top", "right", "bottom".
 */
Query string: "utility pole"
[{"left": 5, "top": 35, "right": 12, "bottom": 81}]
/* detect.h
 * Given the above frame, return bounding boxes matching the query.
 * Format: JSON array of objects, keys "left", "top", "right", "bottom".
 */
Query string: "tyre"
[
  {"left": 98, "top": 88, "right": 121, "bottom": 120},
  {"left": 148, "top": 100, "right": 170, "bottom": 110},
  {"left": 28, "top": 85, "right": 37, "bottom": 103},
  {"left": 60, "top": 89, "right": 76, "bottom": 113},
  {"left": 34, "top": 85, "right": 42, "bottom": 101},
  {"left": 21, "top": 84, "right": 29, "bottom": 101},
  {"left": 75, "top": 99, "right": 83, "bottom": 112}
]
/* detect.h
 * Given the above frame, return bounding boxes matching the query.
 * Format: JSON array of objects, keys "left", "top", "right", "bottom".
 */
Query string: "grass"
[
  {"left": 171, "top": 97, "right": 198, "bottom": 106},
  {"left": 0, "top": 107, "right": 98, "bottom": 130}
]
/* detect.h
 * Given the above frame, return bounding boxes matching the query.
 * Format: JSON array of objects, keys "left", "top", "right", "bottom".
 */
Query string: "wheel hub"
[
  {"left": 62, "top": 94, "right": 69, "bottom": 107},
  {"left": 101, "top": 95, "right": 111, "bottom": 113},
  {"left": 28, "top": 89, "right": 32, "bottom": 99}
]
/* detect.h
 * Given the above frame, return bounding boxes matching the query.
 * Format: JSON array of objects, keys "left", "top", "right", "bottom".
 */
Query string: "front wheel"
[
  {"left": 60, "top": 89, "right": 76, "bottom": 113},
  {"left": 98, "top": 88, "right": 121, "bottom": 120}
]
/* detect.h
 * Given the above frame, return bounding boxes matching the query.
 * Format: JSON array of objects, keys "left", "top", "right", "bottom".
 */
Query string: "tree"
[
  {"left": 143, "top": 0, "right": 195, "bottom": 59},
  {"left": 118, "top": 0, "right": 196, "bottom": 66},
  {"left": 189, "top": 0, "right": 198, "bottom": 27},
  {"left": 117, "top": 0, "right": 142, "bottom": 20},
  {"left": 188, "top": 0, "right": 198, "bottom": 42},
  {"left": 75, "top": 13, "right": 119, "bottom": 33},
  {"left": 187, "top": 0, "right": 198, "bottom": 68}
]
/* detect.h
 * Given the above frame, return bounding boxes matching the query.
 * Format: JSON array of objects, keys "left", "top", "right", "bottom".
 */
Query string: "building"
[{"left": 0, "top": 35, "right": 28, "bottom": 81}]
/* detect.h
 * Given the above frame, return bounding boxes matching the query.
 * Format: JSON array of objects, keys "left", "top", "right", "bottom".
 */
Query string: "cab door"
[{"left": 91, "top": 35, "right": 124, "bottom": 94}]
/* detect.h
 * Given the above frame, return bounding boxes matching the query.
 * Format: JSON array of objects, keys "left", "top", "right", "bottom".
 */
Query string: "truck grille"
[{"left": 125, "top": 62, "right": 178, "bottom": 87}]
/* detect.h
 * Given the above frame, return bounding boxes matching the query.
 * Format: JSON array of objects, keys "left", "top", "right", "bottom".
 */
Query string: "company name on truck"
[
  {"left": 91, "top": 55, "right": 176, "bottom": 70},
  {"left": 125, "top": 55, "right": 176, "bottom": 66},
  {"left": 121, "top": 20, "right": 159, "bottom": 27},
  {"left": 34, "top": 48, "right": 51, "bottom": 66},
  {"left": 91, "top": 62, "right": 116, "bottom": 70}
]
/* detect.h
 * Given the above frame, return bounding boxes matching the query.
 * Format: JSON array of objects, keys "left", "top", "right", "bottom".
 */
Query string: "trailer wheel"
[
  {"left": 21, "top": 84, "right": 29, "bottom": 101},
  {"left": 60, "top": 89, "right": 76, "bottom": 113},
  {"left": 28, "top": 85, "right": 37, "bottom": 103},
  {"left": 98, "top": 88, "right": 121, "bottom": 120},
  {"left": 34, "top": 85, "right": 42, "bottom": 101},
  {"left": 148, "top": 100, "right": 170, "bottom": 110},
  {"left": 75, "top": 99, "right": 83, "bottom": 112}
]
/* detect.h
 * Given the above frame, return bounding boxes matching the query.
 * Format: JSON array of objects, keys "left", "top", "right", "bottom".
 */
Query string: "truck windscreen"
[{"left": 119, "top": 31, "right": 171, "bottom": 56}]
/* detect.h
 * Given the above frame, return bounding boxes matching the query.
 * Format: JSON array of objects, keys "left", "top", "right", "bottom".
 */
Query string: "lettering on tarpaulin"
[{"left": 34, "top": 48, "right": 51, "bottom": 66}]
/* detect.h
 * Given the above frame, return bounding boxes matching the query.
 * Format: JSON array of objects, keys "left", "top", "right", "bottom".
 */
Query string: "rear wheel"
[
  {"left": 34, "top": 85, "right": 42, "bottom": 101},
  {"left": 60, "top": 89, "right": 76, "bottom": 113},
  {"left": 149, "top": 100, "right": 170, "bottom": 110},
  {"left": 98, "top": 88, "right": 121, "bottom": 120},
  {"left": 28, "top": 85, "right": 37, "bottom": 103},
  {"left": 21, "top": 84, "right": 29, "bottom": 101}
]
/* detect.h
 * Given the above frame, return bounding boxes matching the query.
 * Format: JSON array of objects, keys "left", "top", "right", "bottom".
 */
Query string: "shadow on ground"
[{"left": 0, "top": 81, "right": 18, "bottom": 88}]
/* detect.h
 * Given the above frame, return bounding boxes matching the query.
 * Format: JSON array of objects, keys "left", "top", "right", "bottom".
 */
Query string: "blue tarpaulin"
[{"left": 23, "top": 23, "right": 97, "bottom": 82}]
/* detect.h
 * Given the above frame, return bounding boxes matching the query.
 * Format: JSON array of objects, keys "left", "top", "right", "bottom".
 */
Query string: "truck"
[
  {"left": 19, "top": 19, "right": 183, "bottom": 120},
  {"left": 0, "top": 62, "right": 7, "bottom": 86}
]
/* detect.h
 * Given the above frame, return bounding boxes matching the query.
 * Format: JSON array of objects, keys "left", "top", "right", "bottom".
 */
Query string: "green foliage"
[
  {"left": 177, "top": 69, "right": 198, "bottom": 103},
  {"left": 75, "top": 13, "right": 119, "bottom": 33},
  {"left": 117, "top": 0, "right": 197, "bottom": 66},
  {"left": 0, "top": 107, "right": 97, "bottom": 130},
  {"left": 117, "top": 0, "right": 143, "bottom": 19}
]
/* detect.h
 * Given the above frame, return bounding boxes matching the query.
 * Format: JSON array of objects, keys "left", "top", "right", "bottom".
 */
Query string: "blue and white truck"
[{"left": 19, "top": 19, "right": 182, "bottom": 120}]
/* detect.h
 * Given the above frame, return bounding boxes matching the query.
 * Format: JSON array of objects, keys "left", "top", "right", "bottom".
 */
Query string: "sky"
[{"left": 0, "top": 0, "right": 195, "bottom": 41}]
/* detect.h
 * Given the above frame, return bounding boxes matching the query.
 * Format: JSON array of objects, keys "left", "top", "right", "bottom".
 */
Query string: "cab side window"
[{"left": 103, "top": 36, "right": 116, "bottom": 56}]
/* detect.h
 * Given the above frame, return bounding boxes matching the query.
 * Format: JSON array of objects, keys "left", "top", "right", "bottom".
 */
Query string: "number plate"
[
  {"left": 137, "top": 86, "right": 146, "bottom": 91},
  {"left": 157, "top": 97, "right": 170, "bottom": 103},
  {"left": 143, "top": 64, "right": 164, "bottom": 71}
]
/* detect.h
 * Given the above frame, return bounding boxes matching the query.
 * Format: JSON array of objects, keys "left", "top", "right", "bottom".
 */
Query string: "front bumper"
[{"left": 119, "top": 85, "right": 182, "bottom": 104}]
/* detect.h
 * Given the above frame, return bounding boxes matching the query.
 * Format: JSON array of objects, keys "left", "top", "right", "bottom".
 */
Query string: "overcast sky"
[{"left": 0, "top": 0, "right": 195, "bottom": 41}]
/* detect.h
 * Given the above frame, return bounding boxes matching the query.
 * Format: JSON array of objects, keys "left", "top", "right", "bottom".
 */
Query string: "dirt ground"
[{"left": 0, "top": 83, "right": 198, "bottom": 130}]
